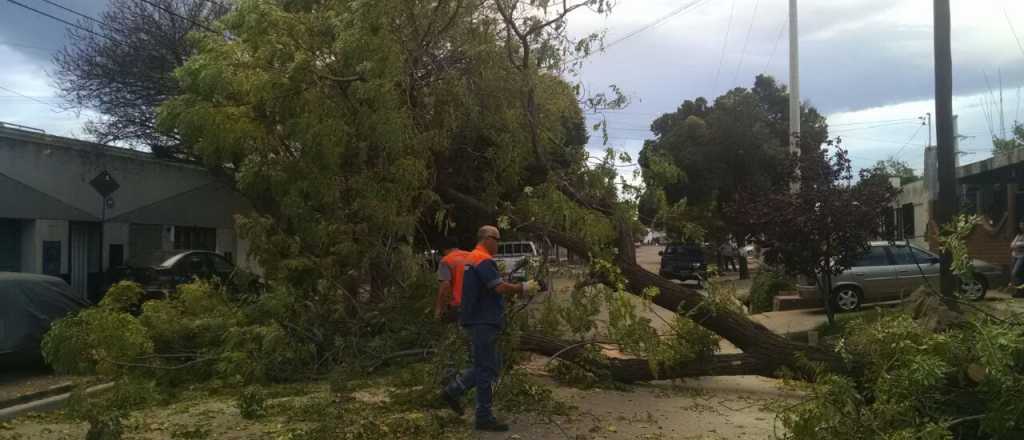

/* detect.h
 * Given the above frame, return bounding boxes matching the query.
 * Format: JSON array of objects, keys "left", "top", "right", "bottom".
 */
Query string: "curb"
[
  {"left": 0, "top": 383, "right": 114, "bottom": 421},
  {"left": 0, "top": 383, "right": 75, "bottom": 411}
]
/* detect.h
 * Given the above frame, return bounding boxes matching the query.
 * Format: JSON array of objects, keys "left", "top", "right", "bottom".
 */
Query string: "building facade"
[{"left": 0, "top": 124, "right": 255, "bottom": 301}]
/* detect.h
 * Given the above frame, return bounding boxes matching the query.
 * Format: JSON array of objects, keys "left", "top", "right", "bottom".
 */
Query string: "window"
[
  {"left": 901, "top": 203, "right": 915, "bottom": 239},
  {"left": 891, "top": 246, "right": 935, "bottom": 265},
  {"left": 174, "top": 227, "right": 216, "bottom": 251},
  {"left": 181, "top": 254, "right": 208, "bottom": 275},
  {"left": 855, "top": 247, "right": 890, "bottom": 267}
]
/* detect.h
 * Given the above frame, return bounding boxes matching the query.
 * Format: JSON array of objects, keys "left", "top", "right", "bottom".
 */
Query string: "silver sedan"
[{"left": 823, "top": 242, "right": 1006, "bottom": 312}]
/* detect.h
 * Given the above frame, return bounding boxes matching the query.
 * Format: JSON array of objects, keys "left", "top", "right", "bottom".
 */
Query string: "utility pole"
[
  {"left": 788, "top": 0, "right": 800, "bottom": 158},
  {"left": 927, "top": 112, "right": 932, "bottom": 147},
  {"left": 933, "top": 0, "right": 958, "bottom": 300}
]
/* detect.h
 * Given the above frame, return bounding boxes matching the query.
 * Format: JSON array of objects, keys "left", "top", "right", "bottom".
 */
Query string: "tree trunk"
[
  {"left": 517, "top": 333, "right": 777, "bottom": 381},
  {"left": 440, "top": 188, "right": 844, "bottom": 379}
]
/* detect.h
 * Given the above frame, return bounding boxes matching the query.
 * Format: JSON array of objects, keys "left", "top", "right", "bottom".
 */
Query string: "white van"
[{"left": 494, "top": 241, "right": 539, "bottom": 281}]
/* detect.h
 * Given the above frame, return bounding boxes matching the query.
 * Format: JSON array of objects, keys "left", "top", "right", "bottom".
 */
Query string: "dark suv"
[{"left": 658, "top": 243, "right": 707, "bottom": 286}]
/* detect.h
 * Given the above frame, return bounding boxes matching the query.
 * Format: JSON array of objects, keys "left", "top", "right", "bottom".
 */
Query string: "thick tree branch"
[
  {"left": 439, "top": 186, "right": 843, "bottom": 380},
  {"left": 525, "top": 0, "right": 591, "bottom": 36}
]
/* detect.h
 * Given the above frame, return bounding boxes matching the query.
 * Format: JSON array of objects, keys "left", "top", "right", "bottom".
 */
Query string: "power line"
[
  {"left": 731, "top": 0, "right": 760, "bottom": 86},
  {"left": 893, "top": 123, "right": 926, "bottom": 158},
  {"left": 135, "top": 0, "right": 219, "bottom": 34},
  {"left": 712, "top": 0, "right": 737, "bottom": 89},
  {"left": 37, "top": 0, "right": 104, "bottom": 27},
  {"left": 828, "top": 117, "right": 919, "bottom": 127},
  {"left": 830, "top": 121, "right": 920, "bottom": 133},
  {"left": 570, "top": 0, "right": 713, "bottom": 64},
  {"left": 4, "top": 0, "right": 123, "bottom": 46},
  {"left": 762, "top": 21, "right": 785, "bottom": 73},
  {"left": 0, "top": 85, "right": 60, "bottom": 108},
  {"left": 1004, "top": 5, "right": 1024, "bottom": 60}
]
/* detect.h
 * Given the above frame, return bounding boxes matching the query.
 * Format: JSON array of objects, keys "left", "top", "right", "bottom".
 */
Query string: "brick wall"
[
  {"left": 965, "top": 228, "right": 1012, "bottom": 270},
  {"left": 927, "top": 215, "right": 1012, "bottom": 271}
]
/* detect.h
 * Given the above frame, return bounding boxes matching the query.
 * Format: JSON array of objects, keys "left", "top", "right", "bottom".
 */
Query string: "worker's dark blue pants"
[{"left": 444, "top": 324, "right": 501, "bottom": 422}]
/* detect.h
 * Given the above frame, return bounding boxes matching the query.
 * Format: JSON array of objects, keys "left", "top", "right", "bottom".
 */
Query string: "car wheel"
[
  {"left": 831, "top": 286, "right": 863, "bottom": 312},
  {"left": 958, "top": 277, "right": 987, "bottom": 301}
]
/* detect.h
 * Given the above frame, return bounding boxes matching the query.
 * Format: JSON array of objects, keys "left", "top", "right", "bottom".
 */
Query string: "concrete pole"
[
  {"left": 933, "top": 0, "right": 958, "bottom": 300},
  {"left": 788, "top": 0, "right": 800, "bottom": 157}
]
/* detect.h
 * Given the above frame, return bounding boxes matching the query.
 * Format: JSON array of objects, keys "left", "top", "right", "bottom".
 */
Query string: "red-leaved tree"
[{"left": 730, "top": 140, "right": 899, "bottom": 322}]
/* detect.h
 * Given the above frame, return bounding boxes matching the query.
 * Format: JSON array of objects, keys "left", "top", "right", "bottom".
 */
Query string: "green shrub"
[
  {"left": 42, "top": 307, "right": 154, "bottom": 376},
  {"left": 781, "top": 311, "right": 1024, "bottom": 439},
  {"left": 747, "top": 269, "right": 795, "bottom": 313},
  {"left": 237, "top": 386, "right": 267, "bottom": 420},
  {"left": 98, "top": 281, "right": 144, "bottom": 313}
]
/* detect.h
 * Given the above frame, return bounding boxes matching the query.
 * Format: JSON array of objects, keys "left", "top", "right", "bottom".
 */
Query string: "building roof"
[
  {"left": 0, "top": 123, "right": 205, "bottom": 171},
  {"left": 957, "top": 148, "right": 1024, "bottom": 185}
]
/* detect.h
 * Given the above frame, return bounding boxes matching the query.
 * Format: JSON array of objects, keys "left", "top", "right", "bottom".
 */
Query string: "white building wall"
[{"left": 895, "top": 180, "right": 930, "bottom": 248}]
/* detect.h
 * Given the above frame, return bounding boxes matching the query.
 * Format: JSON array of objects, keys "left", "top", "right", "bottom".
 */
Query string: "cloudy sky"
[{"left": 1, "top": 0, "right": 1022, "bottom": 177}]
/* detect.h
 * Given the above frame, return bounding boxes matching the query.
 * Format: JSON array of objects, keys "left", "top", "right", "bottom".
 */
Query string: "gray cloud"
[{"left": 0, "top": 0, "right": 108, "bottom": 64}]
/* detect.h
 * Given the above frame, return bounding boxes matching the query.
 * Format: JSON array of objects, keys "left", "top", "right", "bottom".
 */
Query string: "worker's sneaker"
[
  {"left": 439, "top": 390, "right": 463, "bottom": 416},
  {"left": 474, "top": 418, "right": 510, "bottom": 432}
]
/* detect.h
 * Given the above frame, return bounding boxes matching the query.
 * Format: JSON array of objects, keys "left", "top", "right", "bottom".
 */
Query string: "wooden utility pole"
[{"left": 933, "top": 0, "right": 958, "bottom": 299}]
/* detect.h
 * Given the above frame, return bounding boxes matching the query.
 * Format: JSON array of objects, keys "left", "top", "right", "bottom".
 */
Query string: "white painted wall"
[{"left": 896, "top": 180, "right": 931, "bottom": 248}]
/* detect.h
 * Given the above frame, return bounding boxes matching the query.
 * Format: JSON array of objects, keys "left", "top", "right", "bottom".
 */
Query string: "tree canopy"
[
  {"left": 53, "top": 0, "right": 229, "bottom": 159},
  {"left": 867, "top": 156, "right": 922, "bottom": 186},
  {"left": 992, "top": 122, "right": 1024, "bottom": 155},
  {"left": 636, "top": 75, "right": 828, "bottom": 247}
]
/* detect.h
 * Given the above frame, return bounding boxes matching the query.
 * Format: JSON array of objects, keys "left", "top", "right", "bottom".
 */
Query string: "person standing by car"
[
  {"left": 439, "top": 225, "right": 540, "bottom": 432},
  {"left": 720, "top": 240, "right": 739, "bottom": 272},
  {"left": 1011, "top": 222, "right": 1024, "bottom": 298}
]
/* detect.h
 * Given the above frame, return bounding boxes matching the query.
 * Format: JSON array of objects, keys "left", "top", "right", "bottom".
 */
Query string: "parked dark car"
[
  {"left": 115, "top": 250, "right": 260, "bottom": 299},
  {"left": 658, "top": 243, "right": 707, "bottom": 286},
  {"left": 0, "top": 273, "right": 88, "bottom": 367}
]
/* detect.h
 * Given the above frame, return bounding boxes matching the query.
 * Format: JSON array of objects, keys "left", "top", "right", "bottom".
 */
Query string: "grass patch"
[{"left": 814, "top": 307, "right": 895, "bottom": 339}]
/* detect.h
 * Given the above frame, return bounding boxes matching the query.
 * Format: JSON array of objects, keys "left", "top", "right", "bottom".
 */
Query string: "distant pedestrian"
[
  {"left": 719, "top": 241, "right": 737, "bottom": 272},
  {"left": 1011, "top": 222, "right": 1024, "bottom": 297},
  {"left": 729, "top": 241, "right": 741, "bottom": 271}
]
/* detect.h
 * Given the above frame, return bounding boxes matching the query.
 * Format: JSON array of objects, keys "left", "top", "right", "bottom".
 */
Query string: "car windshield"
[{"left": 665, "top": 245, "right": 696, "bottom": 255}]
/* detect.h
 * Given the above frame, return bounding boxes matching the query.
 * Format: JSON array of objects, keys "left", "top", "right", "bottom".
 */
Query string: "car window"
[
  {"left": 209, "top": 254, "right": 234, "bottom": 273},
  {"left": 855, "top": 247, "right": 890, "bottom": 267},
  {"left": 515, "top": 243, "right": 527, "bottom": 255},
  {"left": 497, "top": 244, "right": 510, "bottom": 255},
  {"left": 891, "top": 246, "right": 934, "bottom": 265},
  {"left": 181, "top": 254, "right": 208, "bottom": 274}
]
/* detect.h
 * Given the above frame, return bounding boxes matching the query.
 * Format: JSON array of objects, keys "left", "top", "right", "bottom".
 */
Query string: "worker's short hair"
[{"left": 477, "top": 225, "right": 500, "bottom": 242}]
